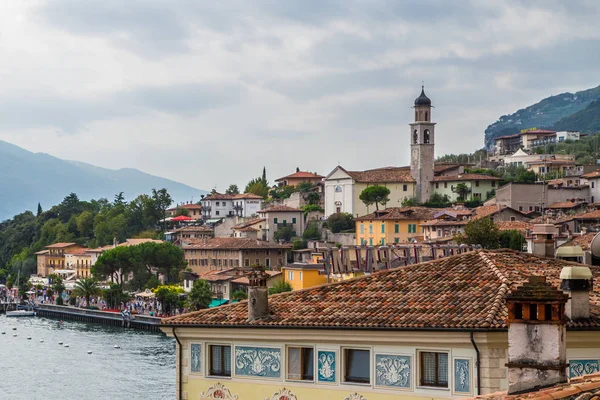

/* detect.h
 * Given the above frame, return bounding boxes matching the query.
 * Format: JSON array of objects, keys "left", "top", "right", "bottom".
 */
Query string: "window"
[
  {"left": 292, "top": 218, "right": 297, "bottom": 224},
  {"left": 344, "top": 348, "right": 370, "bottom": 384},
  {"left": 288, "top": 271, "right": 294, "bottom": 280},
  {"left": 299, "top": 272, "right": 303, "bottom": 281},
  {"left": 424, "top": 129, "right": 430, "bottom": 144},
  {"left": 473, "top": 193, "right": 481, "bottom": 199},
  {"left": 518, "top": 206, "right": 523, "bottom": 211},
  {"left": 360, "top": 224, "right": 364, "bottom": 234},
  {"left": 510, "top": 216, "right": 516, "bottom": 221},
  {"left": 492, "top": 180, "right": 496, "bottom": 187},
  {"left": 274, "top": 217, "right": 278, "bottom": 224},
  {"left": 408, "top": 224, "right": 416, "bottom": 233},
  {"left": 435, "top": 182, "right": 439, "bottom": 189},
  {"left": 394, "top": 224, "right": 399, "bottom": 233},
  {"left": 593, "top": 182, "right": 596, "bottom": 189},
  {"left": 287, "top": 347, "right": 314, "bottom": 381},
  {"left": 245, "top": 259, "right": 250, "bottom": 267},
  {"left": 283, "top": 220, "right": 287, "bottom": 225},
  {"left": 529, "top": 206, "right": 533, "bottom": 211},
  {"left": 209, "top": 345, "right": 231, "bottom": 377},
  {"left": 216, "top": 211, "right": 220, "bottom": 216},
  {"left": 394, "top": 237, "right": 399, "bottom": 243},
  {"left": 381, "top": 238, "right": 385, "bottom": 245},
  {"left": 265, "top": 258, "right": 270, "bottom": 268},
  {"left": 444, "top": 182, "right": 448, "bottom": 188},
  {"left": 419, "top": 351, "right": 448, "bottom": 387},
  {"left": 475, "top": 180, "right": 480, "bottom": 187},
  {"left": 369, "top": 224, "right": 373, "bottom": 234},
  {"left": 403, "top": 184, "right": 408, "bottom": 191},
  {"left": 381, "top": 224, "right": 385, "bottom": 233}
]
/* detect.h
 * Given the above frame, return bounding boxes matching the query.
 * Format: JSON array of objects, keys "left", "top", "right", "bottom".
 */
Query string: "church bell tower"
[{"left": 410, "top": 86, "right": 436, "bottom": 203}]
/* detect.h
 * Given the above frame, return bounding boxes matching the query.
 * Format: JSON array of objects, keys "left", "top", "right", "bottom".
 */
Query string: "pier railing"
[{"left": 35, "top": 304, "right": 162, "bottom": 332}]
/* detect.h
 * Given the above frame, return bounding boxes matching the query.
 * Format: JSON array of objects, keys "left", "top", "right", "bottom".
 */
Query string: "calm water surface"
[{"left": 0, "top": 315, "right": 175, "bottom": 400}]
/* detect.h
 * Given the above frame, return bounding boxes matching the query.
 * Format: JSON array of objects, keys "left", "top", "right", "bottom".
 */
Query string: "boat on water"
[{"left": 7, "top": 310, "right": 36, "bottom": 317}]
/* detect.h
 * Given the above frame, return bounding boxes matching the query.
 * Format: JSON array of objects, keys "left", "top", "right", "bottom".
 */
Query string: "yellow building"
[
  {"left": 355, "top": 207, "right": 438, "bottom": 245},
  {"left": 282, "top": 263, "right": 327, "bottom": 290},
  {"left": 160, "top": 250, "right": 600, "bottom": 400},
  {"left": 37, "top": 242, "right": 86, "bottom": 277}
]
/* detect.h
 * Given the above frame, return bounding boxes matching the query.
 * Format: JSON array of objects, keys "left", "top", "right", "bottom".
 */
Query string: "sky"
[{"left": 0, "top": 0, "right": 599, "bottom": 192}]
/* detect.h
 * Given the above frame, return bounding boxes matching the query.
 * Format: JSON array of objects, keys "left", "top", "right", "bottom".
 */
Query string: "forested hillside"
[
  {"left": 0, "top": 189, "right": 175, "bottom": 282},
  {"left": 553, "top": 99, "right": 600, "bottom": 133}
]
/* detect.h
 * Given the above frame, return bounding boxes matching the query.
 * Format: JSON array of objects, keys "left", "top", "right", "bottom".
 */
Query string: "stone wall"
[{"left": 479, "top": 347, "right": 508, "bottom": 394}]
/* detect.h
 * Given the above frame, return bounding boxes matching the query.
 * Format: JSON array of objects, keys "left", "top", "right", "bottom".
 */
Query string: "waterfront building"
[
  {"left": 161, "top": 249, "right": 600, "bottom": 399},
  {"left": 181, "top": 237, "right": 290, "bottom": 276},
  {"left": 323, "top": 87, "right": 501, "bottom": 215},
  {"left": 36, "top": 242, "right": 86, "bottom": 277}
]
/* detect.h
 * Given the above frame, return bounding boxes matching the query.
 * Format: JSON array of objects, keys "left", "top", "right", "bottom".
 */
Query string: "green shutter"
[
  {"left": 395, "top": 224, "right": 399, "bottom": 233},
  {"left": 274, "top": 218, "right": 278, "bottom": 224},
  {"left": 292, "top": 218, "right": 296, "bottom": 224},
  {"left": 381, "top": 224, "right": 385, "bottom": 233}
]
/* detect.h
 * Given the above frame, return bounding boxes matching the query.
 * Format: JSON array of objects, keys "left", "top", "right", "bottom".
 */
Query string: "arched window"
[
  {"left": 425, "top": 111, "right": 428, "bottom": 121},
  {"left": 424, "top": 129, "right": 430, "bottom": 144},
  {"left": 415, "top": 110, "right": 418, "bottom": 121},
  {"left": 413, "top": 130, "right": 418, "bottom": 144}
]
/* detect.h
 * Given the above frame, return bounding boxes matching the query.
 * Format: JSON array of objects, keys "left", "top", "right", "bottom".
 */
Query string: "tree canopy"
[
  {"left": 359, "top": 185, "right": 391, "bottom": 211},
  {"left": 187, "top": 279, "right": 212, "bottom": 310}
]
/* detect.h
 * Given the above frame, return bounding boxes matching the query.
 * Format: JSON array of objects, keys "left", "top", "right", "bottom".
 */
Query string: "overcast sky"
[{"left": 0, "top": 1, "right": 599, "bottom": 191}]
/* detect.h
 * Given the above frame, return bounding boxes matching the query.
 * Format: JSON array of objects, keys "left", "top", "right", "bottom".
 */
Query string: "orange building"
[
  {"left": 274, "top": 170, "right": 324, "bottom": 187},
  {"left": 38, "top": 242, "right": 86, "bottom": 277}
]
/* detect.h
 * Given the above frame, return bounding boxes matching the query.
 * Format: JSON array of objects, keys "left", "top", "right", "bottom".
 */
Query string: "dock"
[{"left": 35, "top": 304, "right": 162, "bottom": 332}]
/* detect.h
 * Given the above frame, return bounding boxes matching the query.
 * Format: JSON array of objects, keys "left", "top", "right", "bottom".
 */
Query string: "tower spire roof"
[{"left": 414, "top": 85, "right": 432, "bottom": 106}]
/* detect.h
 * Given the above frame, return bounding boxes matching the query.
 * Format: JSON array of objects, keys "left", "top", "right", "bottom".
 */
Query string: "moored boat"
[{"left": 6, "top": 310, "right": 36, "bottom": 317}]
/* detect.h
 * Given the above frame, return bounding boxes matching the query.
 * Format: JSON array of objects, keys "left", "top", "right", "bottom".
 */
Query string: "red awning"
[{"left": 171, "top": 215, "right": 193, "bottom": 221}]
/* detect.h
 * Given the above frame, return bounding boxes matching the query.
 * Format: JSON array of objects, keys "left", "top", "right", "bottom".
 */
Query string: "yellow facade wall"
[
  {"left": 355, "top": 219, "right": 424, "bottom": 245},
  {"left": 282, "top": 267, "right": 327, "bottom": 291},
  {"left": 182, "top": 379, "right": 449, "bottom": 400}
]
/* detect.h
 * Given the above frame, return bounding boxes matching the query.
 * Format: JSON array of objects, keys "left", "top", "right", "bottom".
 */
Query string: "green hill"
[
  {"left": 484, "top": 85, "right": 600, "bottom": 148},
  {"left": 553, "top": 99, "right": 600, "bottom": 133}
]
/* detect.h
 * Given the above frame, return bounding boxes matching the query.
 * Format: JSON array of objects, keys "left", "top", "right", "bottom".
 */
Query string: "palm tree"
[{"left": 72, "top": 278, "right": 101, "bottom": 308}]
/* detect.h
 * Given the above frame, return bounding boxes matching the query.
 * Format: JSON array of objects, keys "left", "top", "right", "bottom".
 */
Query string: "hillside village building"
[
  {"left": 275, "top": 170, "right": 324, "bottom": 187},
  {"left": 166, "top": 202, "right": 203, "bottom": 220},
  {"left": 324, "top": 88, "right": 501, "bottom": 216},
  {"left": 161, "top": 250, "right": 600, "bottom": 400},
  {"left": 201, "top": 192, "right": 264, "bottom": 222}
]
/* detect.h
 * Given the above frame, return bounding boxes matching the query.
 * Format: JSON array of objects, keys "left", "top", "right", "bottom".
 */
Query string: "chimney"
[
  {"left": 531, "top": 224, "right": 558, "bottom": 258},
  {"left": 248, "top": 269, "right": 269, "bottom": 320},
  {"left": 506, "top": 276, "right": 569, "bottom": 394},
  {"left": 560, "top": 265, "right": 593, "bottom": 320}
]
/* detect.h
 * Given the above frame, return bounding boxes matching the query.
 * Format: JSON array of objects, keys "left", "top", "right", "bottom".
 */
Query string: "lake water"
[{"left": 0, "top": 314, "right": 176, "bottom": 400}]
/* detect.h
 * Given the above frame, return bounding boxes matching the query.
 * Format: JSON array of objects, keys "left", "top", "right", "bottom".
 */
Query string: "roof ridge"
[{"left": 478, "top": 250, "right": 510, "bottom": 328}]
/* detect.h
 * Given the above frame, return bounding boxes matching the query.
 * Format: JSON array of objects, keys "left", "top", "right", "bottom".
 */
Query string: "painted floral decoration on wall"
[
  {"left": 199, "top": 382, "right": 238, "bottom": 400},
  {"left": 266, "top": 387, "right": 297, "bottom": 400}
]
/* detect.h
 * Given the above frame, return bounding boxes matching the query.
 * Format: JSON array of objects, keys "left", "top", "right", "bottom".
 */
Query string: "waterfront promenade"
[{"left": 35, "top": 304, "right": 162, "bottom": 331}]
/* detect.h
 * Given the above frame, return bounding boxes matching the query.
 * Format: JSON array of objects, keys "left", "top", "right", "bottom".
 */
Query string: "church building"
[{"left": 324, "top": 87, "right": 501, "bottom": 217}]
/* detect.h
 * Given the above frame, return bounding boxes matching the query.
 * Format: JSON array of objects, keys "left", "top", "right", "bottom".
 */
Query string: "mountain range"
[
  {"left": 485, "top": 85, "right": 600, "bottom": 148},
  {"left": 0, "top": 140, "right": 207, "bottom": 221}
]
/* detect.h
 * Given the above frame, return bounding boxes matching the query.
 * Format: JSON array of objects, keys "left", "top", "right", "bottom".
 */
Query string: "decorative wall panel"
[
  {"left": 317, "top": 350, "right": 336, "bottom": 383},
  {"left": 570, "top": 360, "right": 600, "bottom": 378},
  {"left": 375, "top": 354, "right": 411, "bottom": 388},
  {"left": 235, "top": 346, "right": 281, "bottom": 378},
  {"left": 190, "top": 343, "right": 201, "bottom": 373},
  {"left": 454, "top": 358, "right": 471, "bottom": 394}
]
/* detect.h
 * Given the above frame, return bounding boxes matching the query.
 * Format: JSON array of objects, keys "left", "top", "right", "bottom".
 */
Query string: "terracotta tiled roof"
[
  {"left": 34, "top": 250, "right": 50, "bottom": 255},
  {"left": 275, "top": 171, "right": 324, "bottom": 181},
  {"left": 547, "top": 201, "right": 586, "bottom": 209},
  {"left": 65, "top": 248, "right": 90, "bottom": 255},
  {"left": 173, "top": 226, "right": 213, "bottom": 233},
  {"left": 468, "top": 372, "right": 600, "bottom": 400},
  {"left": 203, "top": 193, "right": 236, "bottom": 200},
  {"left": 473, "top": 205, "right": 502, "bottom": 219},
  {"left": 232, "top": 219, "right": 266, "bottom": 230},
  {"left": 168, "top": 203, "right": 202, "bottom": 211},
  {"left": 559, "top": 232, "right": 597, "bottom": 251},
  {"left": 433, "top": 174, "right": 502, "bottom": 182},
  {"left": 495, "top": 221, "right": 533, "bottom": 234},
  {"left": 45, "top": 242, "right": 78, "bottom": 248},
  {"left": 420, "top": 219, "right": 469, "bottom": 227},
  {"left": 582, "top": 169, "right": 600, "bottom": 179},
  {"left": 119, "top": 239, "right": 163, "bottom": 246},
  {"left": 162, "top": 249, "right": 600, "bottom": 330},
  {"left": 257, "top": 205, "right": 302, "bottom": 213},
  {"left": 233, "top": 193, "right": 264, "bottom": 199},
  {"left": 183, "top": 237, "right": 290, "bottom": 250},
  {"left": 356, "top": 207, "right": 440, "bottom": 221},
  {"left": 346, "top": 166, "right": 416, "bottom": 183},
  {"left": 573, "top": 210, "right": 600, "bottom": 220}
]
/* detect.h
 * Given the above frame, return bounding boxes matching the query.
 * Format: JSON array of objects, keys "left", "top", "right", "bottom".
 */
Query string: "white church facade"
[{"left": 324, "top": 87, "right": 502, "bottom": 217}]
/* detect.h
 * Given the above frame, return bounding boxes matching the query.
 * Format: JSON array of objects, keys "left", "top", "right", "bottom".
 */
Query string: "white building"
[{"left": 202, "top": 192, "right": 264, "bottom": 222}]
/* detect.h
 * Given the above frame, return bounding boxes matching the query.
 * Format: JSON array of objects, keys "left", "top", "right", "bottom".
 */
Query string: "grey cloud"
[{"left": 122, "top": 83, "right": 248, "bottom": 117}]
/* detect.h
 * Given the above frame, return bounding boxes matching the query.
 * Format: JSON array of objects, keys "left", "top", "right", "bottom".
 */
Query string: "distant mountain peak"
[{"left": 0, "top": 141, "right": 208, "bottom": 220}]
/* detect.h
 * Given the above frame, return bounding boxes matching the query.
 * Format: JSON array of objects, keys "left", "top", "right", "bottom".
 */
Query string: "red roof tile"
[
  {"left": 547, "top": 201, "right": 586, "bottom": 209},
  {"left": 582, "top": 170, "right": 600, "bottom": 179},
  {"left": 433, "top": 174, "right": 502, "bottom": 182},
  {"left": 183, "top": 237, "right": 290, "bottom": 250},
  {"left": 257, "top": 205, "right": 302, "bottom": 213},
  {"left": 356, "top": 207, "right": 441, "bottom": 221},
  {"left": 275, "top": 171, "right": 324, "bottom": 182},
  {"left": 45, "top": 242, "right": 79, "bottom": 248},
  {"left": 233, "top": 193, "right": 264, "bottom": 199},
  {"left": 346, "top": 166, "right": 416, "bottom": 183},
  {"left": 559, "top": 232, "right": 597, "bottom": 251},
  {"left": 495, "top": 221, "right": 533, "bottom": 234},
  {"left": 163, "top": 249, "right": 600, "bottom": 330}
]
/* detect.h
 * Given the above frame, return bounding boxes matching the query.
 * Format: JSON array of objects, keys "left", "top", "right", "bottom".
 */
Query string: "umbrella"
[{"left": 171, "top": 215, "right": 193, "bottom": 222}]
